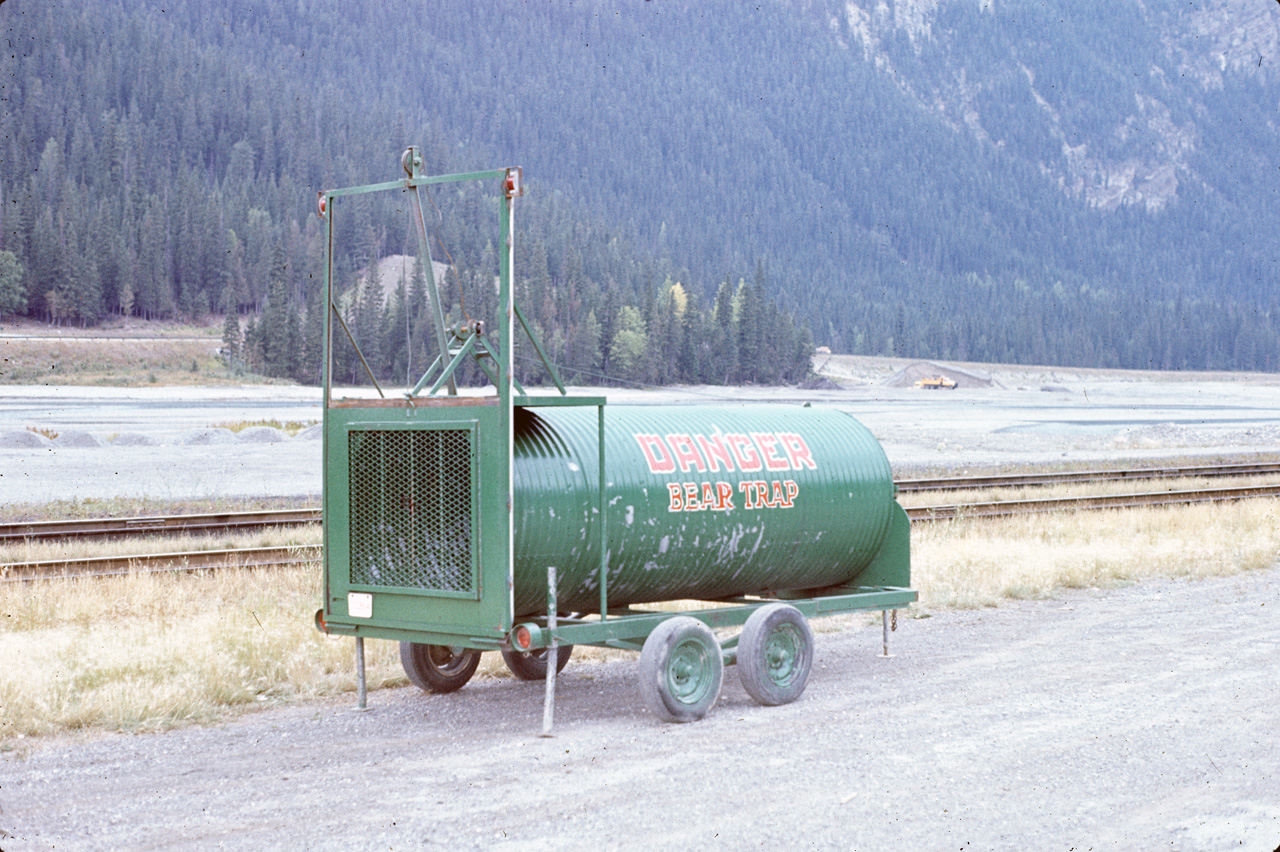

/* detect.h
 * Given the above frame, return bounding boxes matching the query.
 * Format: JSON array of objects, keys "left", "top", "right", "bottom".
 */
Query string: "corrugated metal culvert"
[{"left": 513, "top": 404, "right": 894, "bottom": 616}]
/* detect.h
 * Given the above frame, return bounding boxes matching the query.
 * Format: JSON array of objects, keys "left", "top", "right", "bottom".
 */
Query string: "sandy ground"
[
  {"left": 3, "top": 359, "right": 1280, "bottom": 503},
  {"left": 2, "top": 568, "right": 1277, "bottom": 851}
]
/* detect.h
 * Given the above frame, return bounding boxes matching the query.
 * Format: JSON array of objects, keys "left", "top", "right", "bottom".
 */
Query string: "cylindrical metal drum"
[{"left": 512, "top": 405, "right": 895, "bottom": 616}]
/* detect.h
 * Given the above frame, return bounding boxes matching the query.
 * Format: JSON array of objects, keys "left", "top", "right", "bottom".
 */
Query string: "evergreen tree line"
[{"left": 0, "top": 1, "right": 812, "bottom": 386}]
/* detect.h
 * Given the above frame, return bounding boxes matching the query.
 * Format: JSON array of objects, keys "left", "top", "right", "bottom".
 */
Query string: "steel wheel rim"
[
  {"left": 764, "top": 625, "right": 803, "bottom": 688},
  {"left": 667, "top": 639, "right": 715, "bottom": 706},
  {"left": 428, "top": 645, "right": 470, "bottom": 675}
]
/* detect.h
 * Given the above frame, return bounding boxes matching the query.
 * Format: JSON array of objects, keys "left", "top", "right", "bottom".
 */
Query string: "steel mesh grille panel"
[{"left": 348, "top": 429, "right": 475, "bottom": 593}]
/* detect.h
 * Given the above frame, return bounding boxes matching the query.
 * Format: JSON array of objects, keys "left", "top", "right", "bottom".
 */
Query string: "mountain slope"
[{"left": 2, "top": 0, "right": 1278, "bottom": 372}]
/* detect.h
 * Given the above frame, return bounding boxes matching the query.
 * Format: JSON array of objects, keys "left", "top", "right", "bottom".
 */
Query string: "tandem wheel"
[
  {"left": 638, "top": 616, "right": 724, "bottom": 723},
  {"left": 501, "top": 644, "right": 574, "bottom": 681},
  {"left": 399, "top": 642, "right": 482, "bottom": 694},
  {"left": 736, "top": 603, "right": 814, "bottom": 706}
]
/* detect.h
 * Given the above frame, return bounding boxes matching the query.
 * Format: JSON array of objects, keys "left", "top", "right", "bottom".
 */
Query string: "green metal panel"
[
  {"left": 322, "top": 402, "right": 512, "bottom": 640},
  {"left": 511, "top": 404, "right": 897, "bottom": 616}
]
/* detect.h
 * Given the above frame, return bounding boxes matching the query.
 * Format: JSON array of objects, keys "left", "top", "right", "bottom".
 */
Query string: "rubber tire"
[
  {"left": 399, "top": 642, "right": 482, "bottom": 694},
  {"left": 500, "top": 644, "right": 574, "bottom": 681},
  {"left": 737, "top": 603, "right": 814, "bottom": 706},
  {"left": 638, "top": 616, "right": 723, "bottom": 723}
]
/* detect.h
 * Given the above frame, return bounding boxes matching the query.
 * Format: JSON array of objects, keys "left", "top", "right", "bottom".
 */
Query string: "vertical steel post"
[
  {"left": 541, "top": 566, "right": 558, "bottom": 737},
  {"left": 355, "top": 636, "right": 368, "bottom": 710},
  {"left": 881, "top": 610, "right": 892, "bottom": 657},
  {"left": 501, "top": 173, "right": 518, "bottom": 629},
  {"left": 409, "top": 188, "right": 456, "bottom": 395},
  {"left": 598, "top": 404, "right": 608, "bottom": 621}
]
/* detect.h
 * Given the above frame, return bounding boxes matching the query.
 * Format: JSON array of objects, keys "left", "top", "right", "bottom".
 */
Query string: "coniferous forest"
[{"left": 2, "top": 0, "right": 1278, "bottom": 382}]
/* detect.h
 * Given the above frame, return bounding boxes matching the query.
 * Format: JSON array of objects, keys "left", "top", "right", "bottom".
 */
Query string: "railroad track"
[
  {"left": 895, "top": 461, "right": 1280, "bottom": 492},
  {"left": 0, "top": 508, "right": 322, "bottom": 543},
  {"left": 4, "top": 461, "right": 1278, "bottom": 545},
  {"left": 6, "top": 480, "right": 1280, "bottom": 582}
]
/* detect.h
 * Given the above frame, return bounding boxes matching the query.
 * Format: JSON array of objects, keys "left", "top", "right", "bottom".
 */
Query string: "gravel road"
[{"left": 4, "top": 567, "right": 1277, "bottom": 851}]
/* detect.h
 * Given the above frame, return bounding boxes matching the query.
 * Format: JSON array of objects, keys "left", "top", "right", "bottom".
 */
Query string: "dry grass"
[
  {"left": 912, "top": 499, "right": 1280, "bottom": 609},
  {"left": 0, "top": 525, "right": 321, "bottom": 567},
  {"left": 0, "top": 495, "right": 319, "bottom": 526},
  {"left": 2, "top": 499, "right": 1276, "bottom": 741},
  {"left": 210, "top": 419, "right": 318, "bottom": 436},
  {"left": 0, "top": 563, "right": 390, "bottom": 740},
  {"left": 0, "top": 332, "right": 289, "bottom": 387}
]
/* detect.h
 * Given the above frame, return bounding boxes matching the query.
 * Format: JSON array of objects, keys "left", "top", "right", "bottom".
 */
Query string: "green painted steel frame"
[
  {"left": 318, "top": 156, "right": 608, "bottom": 649},
  {"left": 316, "top": 153, "right": 914, "bottom": 663}
]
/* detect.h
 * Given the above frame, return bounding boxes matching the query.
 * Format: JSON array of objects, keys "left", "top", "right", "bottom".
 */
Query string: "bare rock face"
[{"left": 806, "top": 0, "right": 1279, "bottom": 211}]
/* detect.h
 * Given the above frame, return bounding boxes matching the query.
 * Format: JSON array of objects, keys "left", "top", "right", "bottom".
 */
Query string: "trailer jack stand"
[
  {"left": 541, "top": 566, "right": 558, "bottom": 737},
  {"left": 355, "top": 636, "right": 368, "bottom": 710}
]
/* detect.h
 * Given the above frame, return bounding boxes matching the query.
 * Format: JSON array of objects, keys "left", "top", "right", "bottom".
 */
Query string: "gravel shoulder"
[{"left": 4, "top": 568, "right": 1277, "bottom": 851}]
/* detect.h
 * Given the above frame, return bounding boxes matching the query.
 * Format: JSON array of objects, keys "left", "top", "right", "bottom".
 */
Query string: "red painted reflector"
[{"left": 514, "top": 626, "right": 532, "bottom": 649}]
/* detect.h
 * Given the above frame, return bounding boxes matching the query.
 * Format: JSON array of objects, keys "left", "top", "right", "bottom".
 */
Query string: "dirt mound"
[
  {"left": 179, "top": 428, "right": 237, "bottom": 446},
  {"left": 236, "top": 426, "right": 287, "bottom": 443},
  {"left": 110, "top": 432, "right": 160, "bottom": 447},
  {"left": 883, "top": 361, "right": 998, "bottom": 389},
  {"left": 0, "top": 430, "right": 53, "bottom": 448},
  {"left": 54, "top": 430, "right": 105, "bottom": 448},
  {"left": 295, "top": 424, "right": 323, "bottom": 441}
]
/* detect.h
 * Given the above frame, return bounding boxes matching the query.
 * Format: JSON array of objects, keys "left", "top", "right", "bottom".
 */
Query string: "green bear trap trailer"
[{"left": 314, "top": 150, "right": 916, "bottom": 729}]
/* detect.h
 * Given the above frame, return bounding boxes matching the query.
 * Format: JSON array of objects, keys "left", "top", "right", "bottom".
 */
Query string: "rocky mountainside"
[{"left": 805, "top": 0, "right": 1279, "bottom": 211}]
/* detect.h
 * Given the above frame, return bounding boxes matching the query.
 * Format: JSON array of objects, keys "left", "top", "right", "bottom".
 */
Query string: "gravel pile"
[
  {"left": 0, "top": 429, "right": 53, "bottom": 448},
  {"left": 178, "top": 427, "right": 238, "bottom": 445},
  {"left": 53, "top": 429, "right": 105, "bottom": 448},
  {"left": 109, "top": 432, "right": 159, "bottom": 446},
  {"left": 236, "top": 426, "right": 288, "bottom": 443}
]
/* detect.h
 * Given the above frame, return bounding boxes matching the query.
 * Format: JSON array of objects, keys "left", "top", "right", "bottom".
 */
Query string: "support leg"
[
  {"left": 880, "top": 610, "right": 893, "bottom": 658},
  {"left": 355, "top": 636, "right": 368, "bottom": 710},
  {"left": 541, "top": 566, "right": 558, "bottom": 737}
]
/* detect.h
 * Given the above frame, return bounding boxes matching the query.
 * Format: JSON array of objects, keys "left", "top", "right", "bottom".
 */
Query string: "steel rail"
[
  {"left": 1, "top": 545, "right": 323, "bottom": 582},
  {"left": 0, "top": 508, "right": 322, "bottom": 543},
  {"left": 896, "top": 461, "right": 1280, "bottom": 492},
  {"left": 905, "top": 482, "right": 1280, "bottom": 522},
  {"left": 6, "top": 483, "right": 1280, "bottom": 582}
]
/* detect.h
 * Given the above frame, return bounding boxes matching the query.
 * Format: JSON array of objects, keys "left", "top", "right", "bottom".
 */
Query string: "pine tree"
[
  {"left": 0, "top": 251, "right": 27, "bottom": 319},
  {"left": 221, "top": 303, "right": 242, "bottom": 370}
]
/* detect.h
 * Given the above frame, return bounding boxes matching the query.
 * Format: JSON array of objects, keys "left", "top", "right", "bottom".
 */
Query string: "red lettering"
[
  {"left": 783, "top": 480, "right": 799, "bottom": 507},
  {"left": 667, "top": 433, "right": 707, "bottom": 473},
  {"left": 778, "top": 433, "right": 817, "bottom": 470},
  {"left": 725, "top": 434, "right": 762, "bottom": 472},
  {"left": 694, "top": 434, "right": 735, "bottom": 472},
  {"left": 667, "top": 482, "right": 684, "bottom": 512},
  {"left": 715, "top": 481, "right": 735, "bottom": 511},
  {"left": 700, "top": 481, "right": 716, "bottom": 508},
  {"left": 683, "top": 482, "right": 702, "bottom": 511},
  {"left": 636, "top": 434, "right": 675, "bottom": 474},
  {"left": 758, "top": 480, "right": 777, "bottom": 508},
  {"left": 751, "top": 432, "right": 791, "bottom": 471},
  {"left": 738, "top": 480, "right": 758, "bottom": 510}
]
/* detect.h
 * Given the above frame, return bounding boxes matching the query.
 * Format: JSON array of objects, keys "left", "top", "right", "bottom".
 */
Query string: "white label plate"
[{"left": 348, "top": 592, "right": 373, "bottom": 619}]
